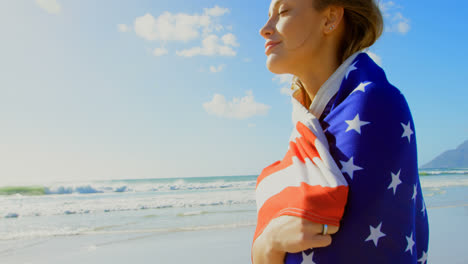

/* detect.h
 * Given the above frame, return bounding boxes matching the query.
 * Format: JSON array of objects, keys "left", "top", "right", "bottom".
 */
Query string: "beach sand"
[
  {"left": 427, "top": 205, "right": 468, "bottom": 264},
  {"left": 0, "top": 226, "right": 255, "bottom": 264},
  {"left": 1, "top": 205, "right": 467, "bottom": 263}
]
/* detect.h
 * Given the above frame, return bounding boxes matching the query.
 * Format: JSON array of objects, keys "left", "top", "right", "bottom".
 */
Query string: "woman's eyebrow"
[{"left": 268, "top": 0, "right": 284, "bottom": 18}]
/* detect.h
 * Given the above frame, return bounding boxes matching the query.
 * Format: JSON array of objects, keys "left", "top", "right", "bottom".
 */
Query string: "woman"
[{"left": 252, "top": 0, "right": 429, "bottom": 263}]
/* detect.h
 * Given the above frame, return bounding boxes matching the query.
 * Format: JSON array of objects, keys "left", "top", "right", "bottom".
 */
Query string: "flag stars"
[
  {"left": 351, "top": 81, "right": 372, "bottom": 95},
  {"left": 345, "top": 114, "right": 371, "bottom": 134},
  {"left": 365, "top": 222, "right": 386, "bottom": 247},
  {"left": 412, "top": 184, "right": 418, "bottom": 201},
  {"left": 421, "top": 201, "right": 426, "bottom": 216},
  {"left": 345, "top": 61, "right": 358, "bottom": 79},
  {"left": 418, "top": 251, "right": 428, "bottom": 264},
  {"left": 340, "top": 157, "right": 363, "bottom": 180},
  {"left": 301, "top": 251, "right": 316, "bottom": 264},
  {"left": 405, "top": 232, "right": 415, "bottom": 255},
  {"left": 388, "top": 169, "right": 402, "bottom": 195},
  {"left": 401, "top": 121, "right": 414, "bottom": 143}
]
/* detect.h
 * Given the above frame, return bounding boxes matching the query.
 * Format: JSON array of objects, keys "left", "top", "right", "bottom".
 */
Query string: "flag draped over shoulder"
[
  {"left": 253, "top": 98, "right": 349, "bottom": 245},
  {"left": 254, "top": 52, "right": 429, "bottom": 264}
]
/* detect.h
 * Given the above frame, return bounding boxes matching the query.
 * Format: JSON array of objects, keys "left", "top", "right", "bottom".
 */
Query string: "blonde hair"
[{"left": 292, "top": 0, "right": 383, "bottom": 108}]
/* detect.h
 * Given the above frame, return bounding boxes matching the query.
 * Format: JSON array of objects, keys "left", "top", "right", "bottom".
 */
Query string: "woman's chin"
[{"left": 266, "top": 55, "right": 289, "bottom": 74}]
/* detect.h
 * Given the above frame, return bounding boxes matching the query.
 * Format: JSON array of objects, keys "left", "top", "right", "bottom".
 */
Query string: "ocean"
[
  {"left": 0, "top": 175, "right": 258, "bottom": 241},
  {"left": 1, "top": 169, "right": 467, "bottom": 263}
]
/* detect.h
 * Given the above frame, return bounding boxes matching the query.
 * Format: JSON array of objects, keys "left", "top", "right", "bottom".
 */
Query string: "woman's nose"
[{"left": 259, "top": 21, "right": 274, "bottom": 38}]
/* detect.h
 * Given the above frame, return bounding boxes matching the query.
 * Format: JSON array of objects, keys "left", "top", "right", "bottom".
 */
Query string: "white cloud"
[
  {"left": 214, "top": 25, "right": 224, "bottom": 32},
  {"left": 379, "top": 1, "right": 397, "bottom": 14},
  {"left": 280, "top": 86, "right": 293, "bottom": 96},
  {"left": 209, "top": 64, "right": 226, "bottom": 73},
  {"left": 176, "top": 34, "right": 237, "bottom": 57},
  {"left": 134, "top": 12, "right": 210, "bottom": 42},
  {"left": 365, "top": 51, "right": 382, "bottom": 66},
  {"left": 153, "top": 47, "right": 168, "bottom": 56},
  {"left": 221, "top": 33, "right": 239, "bottom": 47},
  {"left": 397, "top": 21, "right": 410, "bottom": 34},
  {"left": 133, "top": 6, "right": 230, "bottom": 42},
  {"left": 273, "top": 74, "right": 294, "bottom": 96},
  {"left": 117, "top": 24, "right": 131, "bottom": 33},
  {"left": 204, "top": 6, "right": 230, "bottom": 17},
  {"left": 35, "top": 0, "right": 61, "bottom": 14},
  {"left": 379, "top": 1, "right": 410, "bottom": 35},
  {"left": 203, "top": 91, "right": 270, "bottom": 119},
  {"left": 273, "top": 74, "right": 293, "bottom": 85},
  {"left": 134, "top": 14, "right": 158, "bottom": 40},
  {"left": 393, "top": 12, "right": 410, "bottom": 34},
  {"left": 131, "top": 6, "right": 237, "bottom": 57}
]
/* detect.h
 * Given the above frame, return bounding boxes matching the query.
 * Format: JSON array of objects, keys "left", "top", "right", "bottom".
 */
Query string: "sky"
[{"left": 0, "top": 0, "right": 467, "bottom": 185}]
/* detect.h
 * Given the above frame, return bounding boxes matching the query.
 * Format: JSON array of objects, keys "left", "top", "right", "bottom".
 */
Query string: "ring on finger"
[{"left": 322, "top": 224, "right": 328, "bottom": 235}]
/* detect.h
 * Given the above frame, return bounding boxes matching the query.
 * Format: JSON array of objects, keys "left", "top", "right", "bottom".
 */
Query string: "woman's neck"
[{"left": 294, "top": 48, "right": 341, "bottom": 105}]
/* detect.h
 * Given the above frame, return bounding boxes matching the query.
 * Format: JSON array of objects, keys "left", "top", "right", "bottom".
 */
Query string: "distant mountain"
[{"left": 422, "top": 140, "right": 468, "bottom": 169}]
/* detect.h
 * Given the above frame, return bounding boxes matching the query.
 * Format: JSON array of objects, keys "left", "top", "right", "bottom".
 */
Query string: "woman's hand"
[{"left": 252, "top": 215, "right": 339, "bottom": 264}]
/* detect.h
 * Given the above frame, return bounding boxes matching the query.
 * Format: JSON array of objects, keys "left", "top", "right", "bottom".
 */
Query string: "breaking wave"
[{"left": 0, "top": 176, "right": 257, "bottom": 196}]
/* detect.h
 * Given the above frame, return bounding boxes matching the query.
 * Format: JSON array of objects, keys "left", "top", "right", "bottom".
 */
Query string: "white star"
[
  {"left": 412, "top": 184, "right": 418, "bottom": 201},
  {"left": 345, "top": 114, "right": 370, "bottom": 134},
  {"left": 421, "top": 201, "right": 426, "bottom": 216},
  {"left": 387, "top": 169, "right": 402, "bottom": 195},
  {"left": 301, "top": 251, "right": 316, "bottom": 264},
  {"left": 418, "top": 251, "right": 428, "bottom": 264},
  {"left": 365, "top": 222, "right": 386, "bottom": 247},
  {"left": 340, "top": 157, "right": 363, "bottom": 180},
  {"left": 401, "top": 121, "right": 414, "bottom": 143},
  {"left": 405, "top": 232, "right": 415, "bottom": 255},
  {"left": 350, "top": 81, "right": 372, "bottom": 95},
  {"left": 345, "top": 61, "right": 358, "bottom": 79}
]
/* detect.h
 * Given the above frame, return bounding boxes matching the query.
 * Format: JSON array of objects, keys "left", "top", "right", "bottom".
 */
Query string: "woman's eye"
[{"left": 279, "top": 10, "right": 289, "bottom": 15}]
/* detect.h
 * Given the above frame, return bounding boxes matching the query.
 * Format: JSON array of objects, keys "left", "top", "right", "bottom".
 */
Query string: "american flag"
[{"left": 254, "top": 53, "right": 429, "bottom": 264}]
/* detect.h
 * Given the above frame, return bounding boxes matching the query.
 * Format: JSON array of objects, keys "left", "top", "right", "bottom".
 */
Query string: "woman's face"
[{"left": 260, "top": 0, "right": 326, "bottom": 74}]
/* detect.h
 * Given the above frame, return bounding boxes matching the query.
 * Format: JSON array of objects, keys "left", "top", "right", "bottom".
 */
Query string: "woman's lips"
[{"left": 265, "top": 41, "right": 281, "bottom": 55}]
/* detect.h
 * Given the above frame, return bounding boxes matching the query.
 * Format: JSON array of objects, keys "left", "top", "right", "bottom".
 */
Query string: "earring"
[{"left": 329, "top": 25, "right": 335, "bottom": 31}]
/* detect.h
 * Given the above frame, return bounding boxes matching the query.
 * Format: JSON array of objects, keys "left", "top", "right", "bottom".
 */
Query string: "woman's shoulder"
[
  {"left": 320, "top": 52, "right": 414, "bottom": 132},
  {"left": 331, "top": 52, "right": 411, "bottom": 117}
]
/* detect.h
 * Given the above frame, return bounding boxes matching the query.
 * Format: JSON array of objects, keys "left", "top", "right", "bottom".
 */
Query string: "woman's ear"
[{"left": 323, "top": 6, "right": 344, "bottom": 34}]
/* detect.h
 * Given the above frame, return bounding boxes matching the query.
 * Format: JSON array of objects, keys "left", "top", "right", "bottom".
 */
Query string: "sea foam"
[
  {"left": 1, "top": 178, "right": 257, "bottom": 196},
  {"left": 0, "top": 189, "right": 256, "bottom": 218}
]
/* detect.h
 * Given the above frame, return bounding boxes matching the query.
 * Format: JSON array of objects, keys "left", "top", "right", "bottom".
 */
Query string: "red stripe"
[
  {"left": 296, "top": 121, "right": 318, "bottom": 145},
  {"left": 256, "top": 122, "right": 322, "bottom": 188},
  {"left": 253, "top": 183, "right": 348, "bottom": 243},
  {"left": 255, "top": 141, "right": 295, "bottom": 188}
]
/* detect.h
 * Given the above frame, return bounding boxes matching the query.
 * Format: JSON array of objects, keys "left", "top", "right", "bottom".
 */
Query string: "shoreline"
[{"left": 1, "top": 204, "right": 468, "bottom": 263}]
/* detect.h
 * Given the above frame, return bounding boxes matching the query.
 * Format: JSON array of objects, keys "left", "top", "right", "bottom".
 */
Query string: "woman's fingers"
[
  {"left": 325, "top": 224, "right": 339, "bottom": 235},
  {"left": 288, "top": 234, "right": 332, "bottom": 253},
  {"left": 302, "top": 219, "right": 339, "bottom": 235},
  {"left": 264, "top": 216, "right": 340, "bottom": 253},
  {"left": 304, "top": 234, "right": 332, "bottom": 248}
]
